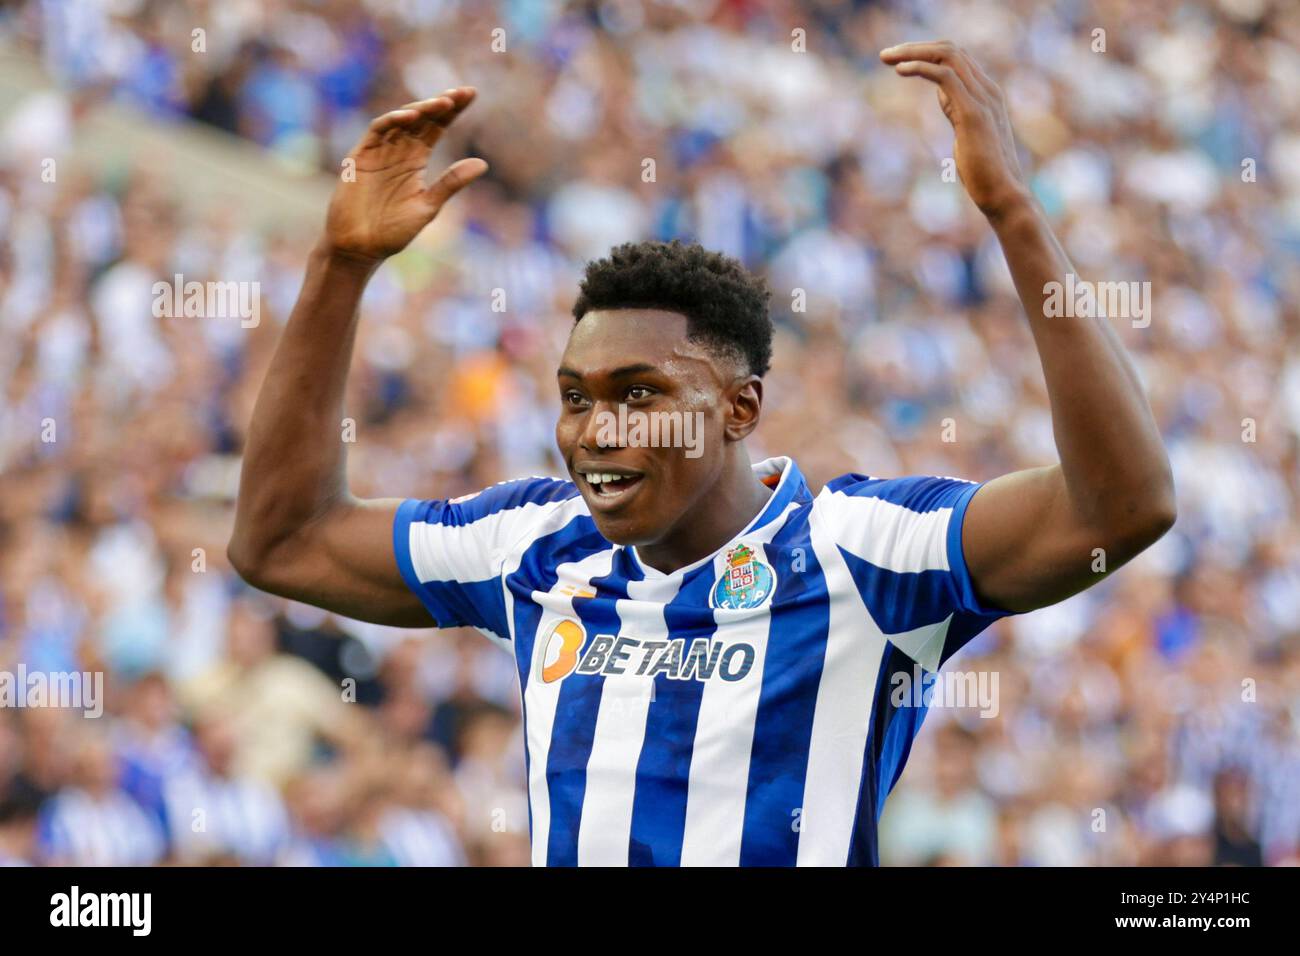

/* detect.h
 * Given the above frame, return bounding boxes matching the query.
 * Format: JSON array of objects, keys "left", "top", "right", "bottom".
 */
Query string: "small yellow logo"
[{"left": 537, "top": 618, "right": 587, "bottom": 683}]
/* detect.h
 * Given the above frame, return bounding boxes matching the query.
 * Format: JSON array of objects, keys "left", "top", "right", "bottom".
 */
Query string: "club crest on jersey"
[{"left": 710, "top": 543, "right": 775, "bottom": 610}]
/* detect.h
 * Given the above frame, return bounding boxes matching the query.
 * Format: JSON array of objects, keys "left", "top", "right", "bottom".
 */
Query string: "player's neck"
[{"left": 636, "top": 459, "right": 773, "bottom": 575}]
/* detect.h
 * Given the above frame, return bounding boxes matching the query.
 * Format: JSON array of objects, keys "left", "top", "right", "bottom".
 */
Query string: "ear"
[{"left": 724, "top": 375, "right": 763, "bottom": 442}]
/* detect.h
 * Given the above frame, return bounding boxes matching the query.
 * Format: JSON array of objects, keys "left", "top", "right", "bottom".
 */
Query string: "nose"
[{"left": 577, "top": 400, "right": 622, "bottom": 452}]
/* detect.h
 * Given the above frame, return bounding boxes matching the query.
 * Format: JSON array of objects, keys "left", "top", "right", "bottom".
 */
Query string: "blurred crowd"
[{"left": 2, "top": 0, "right": 1299, "bottom": 866}]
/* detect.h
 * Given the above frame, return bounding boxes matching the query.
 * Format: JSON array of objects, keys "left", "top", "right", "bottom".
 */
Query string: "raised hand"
[
  {"left": 880, "top": 42, "right": 1029, "bottom": 219},
  {"left": 324, "top": 87, "right": 488, "bottom": 262}
]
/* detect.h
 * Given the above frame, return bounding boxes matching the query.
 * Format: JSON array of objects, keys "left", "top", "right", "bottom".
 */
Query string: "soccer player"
[{"left": 229, "top": 43, "right": 1176, "bottom": 866}]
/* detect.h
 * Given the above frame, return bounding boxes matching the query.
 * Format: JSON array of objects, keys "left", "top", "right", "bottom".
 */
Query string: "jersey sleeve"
[
  {"left": 820, "top": 473, "right": 1015, "bottom": 670},
  {"left": 392, "top": 476, "right": 580, "bottom": 640}
]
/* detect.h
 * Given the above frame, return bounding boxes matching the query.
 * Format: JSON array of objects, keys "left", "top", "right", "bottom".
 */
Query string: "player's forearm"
[
  {"left": 229, "top": 241, "right": 380, "bottom": 571},
  {"left": 989, "top": 196, "right": 1176, "bottom": 542}
]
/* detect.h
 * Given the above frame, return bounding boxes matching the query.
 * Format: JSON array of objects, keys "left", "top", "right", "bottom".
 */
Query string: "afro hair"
[{"left": 571, "top": 239, "right": 773, "bottom": 378}]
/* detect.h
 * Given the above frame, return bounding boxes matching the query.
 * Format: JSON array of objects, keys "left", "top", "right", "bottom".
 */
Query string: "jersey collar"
[{"left": 625, "top": 456, "right": 809, "bottom": 581}]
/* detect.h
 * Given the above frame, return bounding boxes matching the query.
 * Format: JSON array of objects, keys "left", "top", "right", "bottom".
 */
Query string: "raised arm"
[
  {"left": 227, "top": 88, "right": 488, "bottom": 626},
  {"left": 880, "top": 42, "right": 1176, "bottom": 613}
]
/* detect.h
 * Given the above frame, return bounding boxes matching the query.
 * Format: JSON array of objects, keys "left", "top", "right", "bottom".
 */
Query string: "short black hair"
[{"left": 572, "top": 240, "right": 773, "bottom": 377}]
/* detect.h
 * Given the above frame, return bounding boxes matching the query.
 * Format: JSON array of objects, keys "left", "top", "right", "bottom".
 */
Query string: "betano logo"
[
  {"left": 533, "top": 616, "right": 756, "bottom": 685},
  {"left": 536, "top": 618, "right": 587, "bottom": 683}
]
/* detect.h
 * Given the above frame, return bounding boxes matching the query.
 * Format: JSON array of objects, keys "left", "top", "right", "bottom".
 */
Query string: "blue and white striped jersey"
[{"left": 393, "top": 456, "right": 1013, "bottom": 866}]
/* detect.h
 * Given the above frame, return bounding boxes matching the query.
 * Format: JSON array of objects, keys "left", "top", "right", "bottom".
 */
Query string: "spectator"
[{"left": 36, "top": 729, "right": 166, "bottom": 866}]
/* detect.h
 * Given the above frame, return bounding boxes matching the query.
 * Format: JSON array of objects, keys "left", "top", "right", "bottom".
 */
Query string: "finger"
[
  {"left": 424, "top": 157, "right": 489, "bottom": 209},
  {"left": 441, "top": 86, "right": 478, "bottom": 109},
  {"left": 965, "top": 56, "right": 1002, "bottom": 101},
  {"left": 399, "top": 94, "right": 456, "bottom": 117},
  {"left": 891, "top": 60, "right": 978, "bottom": 111},
  {"left": 881, "top": 40, "right": 983, "bottom": 94},
  {"left": 365, "top": 108, "right": 421, "bottom": 140},
  {"left": 403, "top": 87, "right": 478, "bottom": 122},
  {"left": 879, "top": 40, "right": 962, "bottom": 65},
  {"left": 408, "top": 88, "right": 479, "bottom": 146},
  {"left": 435, "top": 86, "right": 478, "bottom": 126},
  {"left": 404, "top": 95, "right": 457, "bottom": 146}
]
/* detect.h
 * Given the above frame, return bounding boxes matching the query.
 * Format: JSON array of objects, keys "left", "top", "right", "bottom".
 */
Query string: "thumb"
[{"left": 425, "top": 157, "right": 489, "bottom": 210}]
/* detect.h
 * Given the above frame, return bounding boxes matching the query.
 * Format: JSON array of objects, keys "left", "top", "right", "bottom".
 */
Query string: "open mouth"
[{"left": 578, "top": 469, "right": 645, "bottom": 507}]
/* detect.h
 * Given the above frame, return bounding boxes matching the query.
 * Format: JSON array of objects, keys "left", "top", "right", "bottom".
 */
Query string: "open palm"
[{"left": 325, "top": 87, "right": 488, "bottom": 262}]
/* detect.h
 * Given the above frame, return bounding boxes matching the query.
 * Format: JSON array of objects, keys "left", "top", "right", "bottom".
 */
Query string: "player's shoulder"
[
  {"left": 818, "top": 472, "right": 980, "bottom": 512},
  {"left": 814, "top": 473, "right": 983, "bottom": 573},
  {"left": 439, "top": 475, "right": 580, "bottom": 525}
]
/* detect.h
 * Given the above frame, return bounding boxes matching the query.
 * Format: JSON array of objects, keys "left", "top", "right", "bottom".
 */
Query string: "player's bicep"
[
  {"left": 961, "top": 465, "right": 1116, "bottom": 613},
  {"left": 257, "top": 497, "right": 437, "bottom": 628},
  {"left": 246, "top": 476, "right": 576, "bottom": 635}
]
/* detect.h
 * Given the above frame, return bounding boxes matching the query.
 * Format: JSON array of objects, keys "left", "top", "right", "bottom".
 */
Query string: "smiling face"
[{"left": 556, "top": 308, "right": 759, "bottom": 548}]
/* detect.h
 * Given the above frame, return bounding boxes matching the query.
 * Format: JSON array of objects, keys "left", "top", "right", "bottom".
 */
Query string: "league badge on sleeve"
[{"left": 710, "top": 543, "right": 776, "bottom": 610}]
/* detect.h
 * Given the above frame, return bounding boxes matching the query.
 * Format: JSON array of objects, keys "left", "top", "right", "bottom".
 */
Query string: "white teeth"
[{"left": 583, "top": 471, "right": 639, "bottom": 496}]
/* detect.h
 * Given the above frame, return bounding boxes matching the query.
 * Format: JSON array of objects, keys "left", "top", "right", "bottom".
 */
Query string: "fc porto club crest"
[{"left": 710, "top": 543, "right": 776, "bottom": 610}]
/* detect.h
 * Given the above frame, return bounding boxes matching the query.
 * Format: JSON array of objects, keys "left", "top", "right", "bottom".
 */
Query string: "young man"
[{"left": 229, "top": 42, "right": 1176, "bottom": 866}]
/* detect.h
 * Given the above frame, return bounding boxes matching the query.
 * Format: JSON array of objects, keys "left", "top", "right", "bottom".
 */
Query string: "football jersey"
[{"left": 392, "top": 456, "right": 1013, "bottom": 865}]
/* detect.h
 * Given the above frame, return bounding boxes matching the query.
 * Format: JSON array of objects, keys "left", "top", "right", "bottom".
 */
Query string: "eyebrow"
[{"left": 556, "top": 362, "right": 661, "bottom": 380}]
